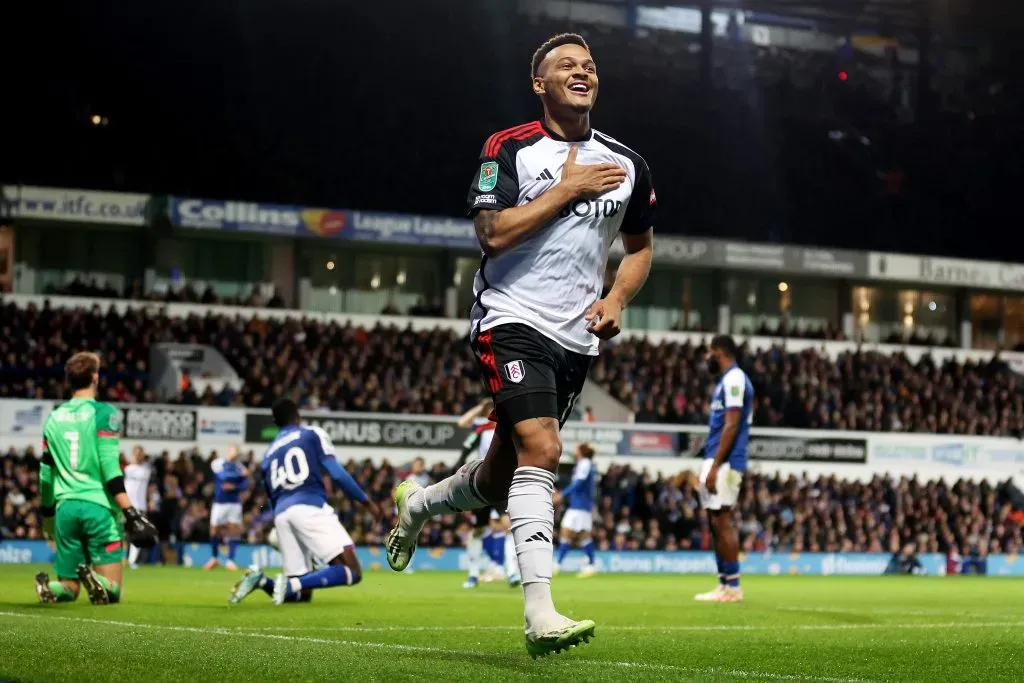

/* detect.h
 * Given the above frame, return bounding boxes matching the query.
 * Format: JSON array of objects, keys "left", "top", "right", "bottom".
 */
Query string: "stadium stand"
[
  {"left": 3, "top": 299, "right": 1022, "bottom": 436},
  {"left": 2, "top": 446, "right": 1020, "bottom": 558}
]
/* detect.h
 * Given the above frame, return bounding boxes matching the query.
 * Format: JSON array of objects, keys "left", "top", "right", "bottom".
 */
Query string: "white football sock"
[
  {"left": 504, "top": 531, "right": 520, "bottom": 579},
  {"left": 508, "top": 466, "right": 565, "bottom": 631},
  {"left": 408, "top": 460, "right": 489, "bottom": 524},
  {"left": 128, "top": 544, "right": 140, "bottom": 566},
  {"left": 466, "top": 533, "right": 483, "bottom": 579}
]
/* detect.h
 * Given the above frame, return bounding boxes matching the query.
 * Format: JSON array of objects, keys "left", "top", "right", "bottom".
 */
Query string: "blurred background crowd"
[
  {"left": 3, "top": 301, "right": 1022, "bottom": 436},
  {"left": 3, "top": 445, "right": 1021, "bottom": 564}
]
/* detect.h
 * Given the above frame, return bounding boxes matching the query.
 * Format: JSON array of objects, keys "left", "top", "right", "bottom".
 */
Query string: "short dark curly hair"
[{"left": 531, "top": 33, "right": 590, "bottom": 79}]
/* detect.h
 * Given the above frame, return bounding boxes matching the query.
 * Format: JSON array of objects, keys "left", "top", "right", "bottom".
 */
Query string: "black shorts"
[{"left": 471, "top": 323, "right": 591, "bottom": 428}]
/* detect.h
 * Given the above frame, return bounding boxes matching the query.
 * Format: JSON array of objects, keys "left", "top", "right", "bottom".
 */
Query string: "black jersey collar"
[{"left": 541, "top": 121, "right": 593, "bottom": 143}]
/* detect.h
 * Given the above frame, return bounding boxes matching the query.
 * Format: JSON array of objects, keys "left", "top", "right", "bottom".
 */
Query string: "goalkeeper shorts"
[{"left": 54, "top": 500, "right": 124, "bottom": 578}]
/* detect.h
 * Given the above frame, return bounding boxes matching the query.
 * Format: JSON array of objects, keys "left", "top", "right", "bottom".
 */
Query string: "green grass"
[{"left": 1, "top": 565, "right": 1022, "bottom": 682}]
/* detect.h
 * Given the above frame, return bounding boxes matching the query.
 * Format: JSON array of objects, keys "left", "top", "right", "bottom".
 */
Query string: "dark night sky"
[{"left": 8, "top": 0, "right": 1024, "bottom": 260}]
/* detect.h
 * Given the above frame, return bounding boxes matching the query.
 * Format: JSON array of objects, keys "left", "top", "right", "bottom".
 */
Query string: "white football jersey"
[
  {"left": 123, "top": 462, "right": 151, "bottom": 510},
  {"left": 472, "top": 417, "right": 496, "bottom": 460},
  {"left": 467, "top": 121, "right": 656, "bottom": 356}
]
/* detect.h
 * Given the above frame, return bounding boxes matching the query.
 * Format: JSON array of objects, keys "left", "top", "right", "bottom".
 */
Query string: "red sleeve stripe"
[
  {"left": 484, "top": 121, "right": 545, "bottom": 158},
  {"left": 97, "top": 430, "right": 119, "bottom": 438}
]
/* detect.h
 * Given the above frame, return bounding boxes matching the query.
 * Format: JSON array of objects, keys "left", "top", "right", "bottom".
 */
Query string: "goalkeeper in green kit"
[{"left": 35, "top": 352, "right": 158, "bottom": 605}]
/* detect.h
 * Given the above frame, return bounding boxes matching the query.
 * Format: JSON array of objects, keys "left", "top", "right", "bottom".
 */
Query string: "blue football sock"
[
  {"left": 297, "top": 564, "right": 356, "bottom": 592},
  {"left": 227, "top": 539, "right": 239, "bottom": 561},
  {"left": 716, "top": 555, "right": 726, "bottom": 585},
  {"left": 260, "top": 576, "right": 304, "bottom": 602},
  {"left": 556, "top": 541, "right": 571, "bottom": 564},
  {"left": 722, "top": 560, "right": 741, "bottom": 588},
  {"left": 210, "top": 537, "right": 221, "bottom": 561},
  {"left": 583, "top": 540, "right": 596, "bottom": 565}
]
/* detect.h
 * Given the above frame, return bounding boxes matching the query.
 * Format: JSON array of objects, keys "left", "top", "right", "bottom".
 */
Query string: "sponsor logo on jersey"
[
  {"left": 649, "top": 187, "right": 656, "bottom": 205},
  {"left": 504, "top": 360, "right": 525, "bottom": 383},
  {"left": 559, "top": 198, "right": 622, "bottom": 219},
  {"left": 473, "top": 194, "right": 496, "bottom": 206},
  {"left": 710, "top": 399, "right": 724, "bottom": 411},
  {"left": 730, "top": 385, "right": 741, "bottom": 397},
  {"left": 478, "top": 162, "right": 499, "bottom": 191},
  {"left": 534, "top": 168, "right": 554, "bottom": 181}
]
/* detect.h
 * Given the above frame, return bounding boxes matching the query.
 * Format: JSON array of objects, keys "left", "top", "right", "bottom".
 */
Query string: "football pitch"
[{"left": 1, "top": 566, "right": 1022, "bottom": 682}]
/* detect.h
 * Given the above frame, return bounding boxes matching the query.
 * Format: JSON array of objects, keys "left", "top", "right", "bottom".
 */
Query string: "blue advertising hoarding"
[
  {"left": 169, "top": 196, "right": 477, "bottom": 249},
  {"left": 4, "top": 540, "right": 1017, "bottom": 576}
]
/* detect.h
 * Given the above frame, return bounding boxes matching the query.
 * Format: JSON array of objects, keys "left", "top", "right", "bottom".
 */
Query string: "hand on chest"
[{"left": 520, "top": 144, "right": 633, "bottom": 223}]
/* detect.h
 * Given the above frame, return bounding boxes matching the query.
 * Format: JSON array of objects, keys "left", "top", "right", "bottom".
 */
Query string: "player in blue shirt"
[
  {"left": 229, "top": 399, "right": 380, "bottom": 605},
  {"left": 696, "top": 335, "right": 753, "bottom": 603},
  {"left": 205, "top": 445, "right": 250, "bottom": 571},
  {"left": 554, "top": 443, "right": 598, "bottom": 577}
]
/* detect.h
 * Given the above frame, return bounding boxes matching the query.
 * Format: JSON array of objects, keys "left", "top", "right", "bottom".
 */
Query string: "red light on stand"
[{"left": 838, "top": 71, "right": 849, "bottom": 81}]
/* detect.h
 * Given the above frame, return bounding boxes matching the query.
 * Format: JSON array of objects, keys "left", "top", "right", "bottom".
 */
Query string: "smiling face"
[{"left": 533, "top": 42, "right": 598, "bottom": 115}]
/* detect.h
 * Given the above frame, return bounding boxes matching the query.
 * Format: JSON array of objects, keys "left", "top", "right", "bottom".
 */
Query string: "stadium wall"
[
  {"left": 2, "top": 399, "right": 1022, "bottom": 482},
  {"left": 0, "top": 540, "right": 1020, "bottom": 575}
]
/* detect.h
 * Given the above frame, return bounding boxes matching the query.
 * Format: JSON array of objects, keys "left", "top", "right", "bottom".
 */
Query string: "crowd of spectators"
[
  {"left": 3, "top": 446, "right": 1021, "bottom": 562},
  {"left": 3, "top": 300, "right": 1024, "bottom": 436},
  {"left": 594, "top": 338, "right": 1024, "bottom": 437},
  {"left": 47, "top": 276, "right": 286, "bottom": 309}
]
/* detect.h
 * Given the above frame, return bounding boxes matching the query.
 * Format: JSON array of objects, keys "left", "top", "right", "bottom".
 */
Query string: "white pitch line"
[
  {"left": 0, "top": 611, "right": 874, "bottom": 683},
  {"left": 235, "top": 620, "right": 1024, "bottom": 633}
]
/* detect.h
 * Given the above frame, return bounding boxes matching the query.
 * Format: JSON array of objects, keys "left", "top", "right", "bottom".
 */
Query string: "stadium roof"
[{"left": 708, "top": 0, "right": 921, "bottom": 36}]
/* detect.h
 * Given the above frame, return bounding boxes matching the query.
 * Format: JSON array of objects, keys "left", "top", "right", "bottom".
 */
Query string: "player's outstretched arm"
[
  {"left": 607, "top": 229, "right": 653, "bottom": 309},
  {"left": 95, "top": 406, "right": 158, "bottom": 546},
  {"left": 705, "top": 409, "right": 741, "bottom": 495},
  {"left": 475, "top": 146, "right": 625, "bottom": 257},
  {"left": 456, "top": 398, "right": 493, "bottom": 429},
  {"left": 322, "top": 457, "right": 369, "bottom": 503},
  {"left": 39, "top": 436, "right": 56, "bottom": 540}
]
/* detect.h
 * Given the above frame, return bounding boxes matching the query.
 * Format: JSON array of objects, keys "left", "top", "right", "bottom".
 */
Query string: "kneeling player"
[
  {"left": 695, "top": 336, "right": 752, "bottom": 603},
  {"left": 555, "top": 443, "right": 598, "bottom": 577},
  {"left": 35, "top": 352, "right": 158, "bottom": 605},
  {"left": 229, "top": 399, "right": 379, "bottom": 605}
]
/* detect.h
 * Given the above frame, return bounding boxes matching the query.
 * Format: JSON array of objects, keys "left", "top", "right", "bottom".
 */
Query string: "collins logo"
[
  {"left": 504, "top": 360, "right": 525, "bottom": 383},
  {"left": 301, "top": 209, "right": 348, "bottom": 237}
]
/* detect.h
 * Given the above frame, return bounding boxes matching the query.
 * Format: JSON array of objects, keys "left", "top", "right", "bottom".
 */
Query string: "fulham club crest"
[{"left": 504, "top": 360, "right": 525, "bottom": 383}]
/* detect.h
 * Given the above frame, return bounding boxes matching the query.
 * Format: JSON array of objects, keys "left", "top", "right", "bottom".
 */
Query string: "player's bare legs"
[{"left": 699, "top": 508, "right": 742, "bottom": 602}]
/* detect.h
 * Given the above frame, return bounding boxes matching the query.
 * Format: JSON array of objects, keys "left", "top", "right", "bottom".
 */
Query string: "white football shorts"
[
  {"left": 561, "top": 509, "right": 594, "bottom": 534},
  {"left": 274, "top": 503, "right": 353, "bottom": 577},
  {"left": 210, "top": 502, "right": 243, "bottom": 527},
  {"left": 698, "top": 460, "right": 743, "bottom": 511}
]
